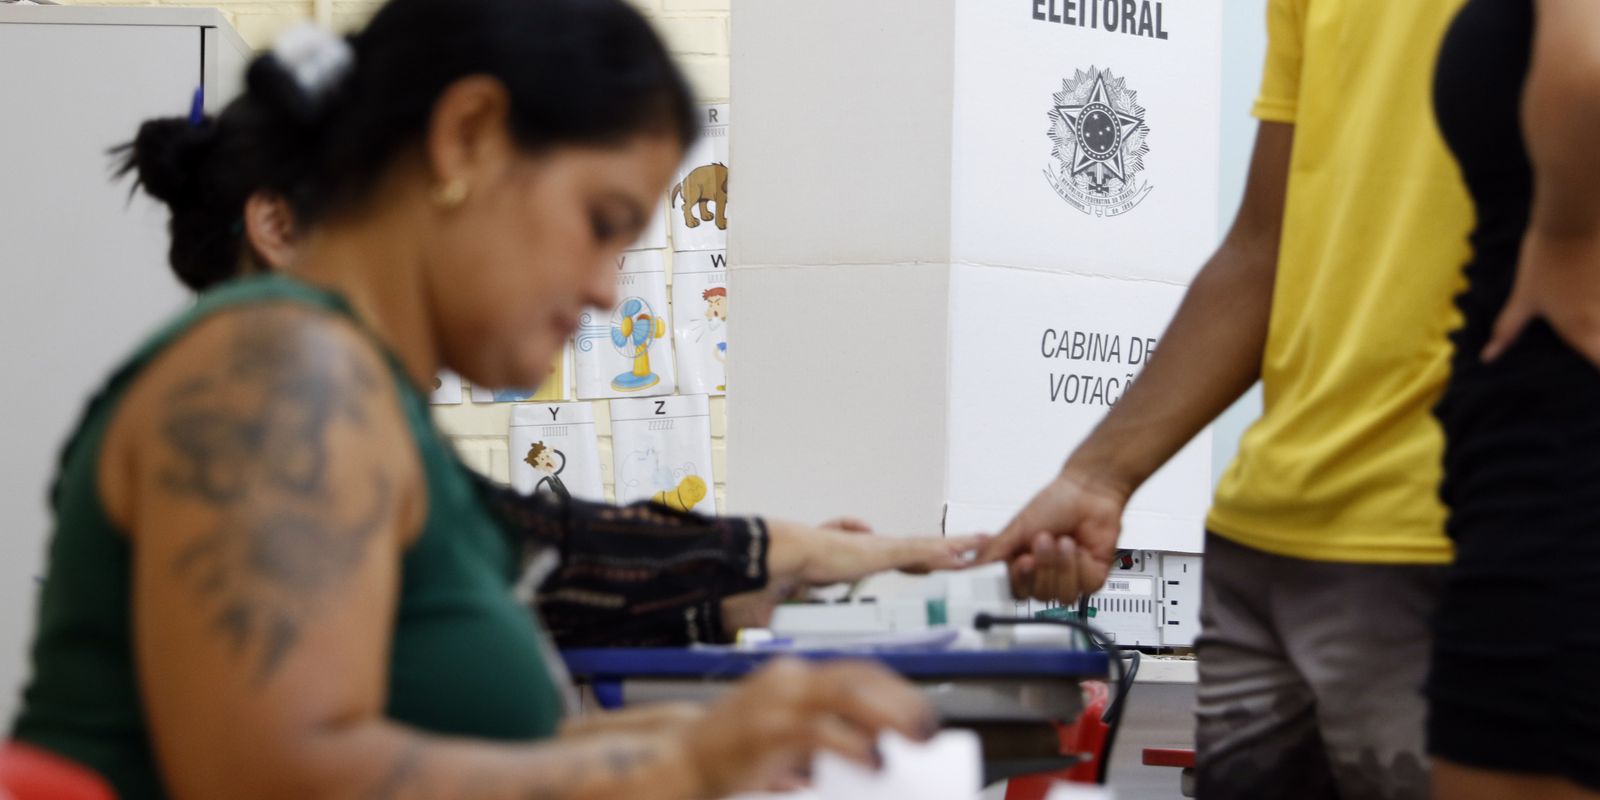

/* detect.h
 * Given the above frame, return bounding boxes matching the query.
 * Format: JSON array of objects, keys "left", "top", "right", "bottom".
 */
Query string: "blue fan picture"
[{"left": 609, "top": 297, "right": 668, "bottom": 392}]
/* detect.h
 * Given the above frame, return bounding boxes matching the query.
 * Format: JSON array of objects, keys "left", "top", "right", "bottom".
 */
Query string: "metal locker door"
[{"left": 0, "top": 10, "right": 206, "bottom": 724}]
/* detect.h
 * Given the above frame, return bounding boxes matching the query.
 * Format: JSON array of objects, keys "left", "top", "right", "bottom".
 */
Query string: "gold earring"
[{"left": 432, "top": 179, "right": 469, "bottom": 209}]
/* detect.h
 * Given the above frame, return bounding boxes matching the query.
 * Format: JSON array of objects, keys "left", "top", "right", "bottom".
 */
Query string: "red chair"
[
  {"left": 1003, "top": 679, "right": 1111, "bottom": 800},
  {"left": 0, "top": 742, "right": 116, "bottom": 800}
]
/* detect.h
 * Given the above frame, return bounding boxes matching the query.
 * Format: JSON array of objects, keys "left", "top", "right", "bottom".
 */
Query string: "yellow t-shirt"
[{"left": 1207, "top": 0, "right": 1474, "bottom": 564}]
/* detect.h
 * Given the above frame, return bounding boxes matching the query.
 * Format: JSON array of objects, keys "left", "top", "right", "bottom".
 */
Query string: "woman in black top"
[{"left": 1431, "top": 1, "right": 1600, "bottom": 797}]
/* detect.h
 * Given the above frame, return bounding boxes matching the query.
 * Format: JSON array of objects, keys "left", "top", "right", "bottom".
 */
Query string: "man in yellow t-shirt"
[{"left": 980, "top": 1, "right": 1472, "bottom": 796}]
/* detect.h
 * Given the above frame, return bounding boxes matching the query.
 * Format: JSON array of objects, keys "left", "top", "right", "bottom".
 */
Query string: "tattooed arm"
[{"left": 101, "top": 305, "right": 931, "bottom": 800}]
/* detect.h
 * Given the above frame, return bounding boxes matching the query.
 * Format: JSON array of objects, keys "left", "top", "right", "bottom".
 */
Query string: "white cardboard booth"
[{"left": 727, "top": 0, "right": 1222, "bottom": 556}]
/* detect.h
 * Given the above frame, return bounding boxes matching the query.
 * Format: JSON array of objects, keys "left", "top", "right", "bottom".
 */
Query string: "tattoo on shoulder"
[{"left": 162, "top": 311, "right": 397, "bottom": 682}]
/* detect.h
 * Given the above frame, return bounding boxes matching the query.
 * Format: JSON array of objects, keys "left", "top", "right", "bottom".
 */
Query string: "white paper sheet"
[
  {"left": 574, "top": 251, "right": 677, "bottom": 400},
  {"left": 671, "top": 250, "right": 729, "bottom": 395},
  {"left": 609, "top": 394, "right": 716, "bottom": 514},
  {"left": 726, "top": 730, "right": 982, "bottom": 800},
  {"left": 508, "top": 402, "right": 605, "bottom": 502},
  {"left": 670, "top": 104, "right": 730, "bottom": 252}
]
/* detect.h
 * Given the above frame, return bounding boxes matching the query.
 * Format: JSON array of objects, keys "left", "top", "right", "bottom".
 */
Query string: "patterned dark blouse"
[{"left": 479, "top": 479, "right": 771, "bottom": 647}]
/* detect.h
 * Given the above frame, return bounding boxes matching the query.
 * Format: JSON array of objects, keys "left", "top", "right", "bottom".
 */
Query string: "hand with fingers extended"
[
  {"left": 773, "top": 521, "right": 990, "bottom": 583},
  {"left": 722, "top": 519, "right": 990, "bottom": 633},
  {"left": 681, "top": 658, "right": 940, "bottom": 796},
  {"left": 763, "top": 517, "right": 882, "bottom": 605},
  {"left": 977, "top": 470, "right": 1128, "bottom": 603}
]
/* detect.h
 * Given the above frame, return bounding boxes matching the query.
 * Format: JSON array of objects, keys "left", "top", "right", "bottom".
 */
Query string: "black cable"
[
  {"left": 1107, "top": 650, "right": 1140, "bottom": 722},
  {"left": 974, "top": 613, "right": 1134, "bottom": 786},
  {"left": 1094, "top": 649, "right": 1140, "bottom": 784}
]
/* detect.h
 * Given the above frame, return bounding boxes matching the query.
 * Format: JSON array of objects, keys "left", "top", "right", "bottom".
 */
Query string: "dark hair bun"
[
  {"left": 120, "top": 117, "right": 215, "bottom": 208},
  {"left": 113, "top": 114, "right": 245, "bottom": 293},
  {"left": 117, "top": 0, "right": 696, "bottom": 295}
]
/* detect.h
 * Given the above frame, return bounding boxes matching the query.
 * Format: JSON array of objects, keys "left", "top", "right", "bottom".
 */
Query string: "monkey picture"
[
  {"left": 524, "top": 441, "right": 571, "bottom": 501},
  {"left": 670, "top": 162, "right": 729, "bottom": 231}
]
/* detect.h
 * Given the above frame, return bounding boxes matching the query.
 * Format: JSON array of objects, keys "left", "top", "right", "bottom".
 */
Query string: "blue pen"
[{"left": 188, "top": 86, "right": 205, "bottom": 127}]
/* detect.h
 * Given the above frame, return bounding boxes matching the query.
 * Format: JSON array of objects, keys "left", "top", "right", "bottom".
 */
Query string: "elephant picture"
[{"left": 670, "top": 162, "right": 729, "bottom": 231}]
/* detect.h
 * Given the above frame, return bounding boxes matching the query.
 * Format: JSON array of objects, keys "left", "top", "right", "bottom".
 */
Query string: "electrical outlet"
[
  {"left": 1158, "top": 553, "right": 1202, "bottom": 647},
  {"left": 1032, "top": 551, "right": 1205, "bottom": 648}
]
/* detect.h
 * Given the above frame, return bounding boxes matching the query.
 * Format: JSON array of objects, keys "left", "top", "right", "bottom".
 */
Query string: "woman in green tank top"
[{"left": 7, "top": 2, "right": 957, "bottom": 797}]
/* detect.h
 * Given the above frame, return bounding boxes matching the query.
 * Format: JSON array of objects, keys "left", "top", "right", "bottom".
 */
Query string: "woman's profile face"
[{"left": 428, "top": 132, "right": 682, "bottom": 392}]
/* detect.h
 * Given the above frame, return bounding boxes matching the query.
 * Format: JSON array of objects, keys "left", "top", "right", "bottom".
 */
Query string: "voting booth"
[{"left": 727, "top": 0, "right": 1223, "bottom": 558}]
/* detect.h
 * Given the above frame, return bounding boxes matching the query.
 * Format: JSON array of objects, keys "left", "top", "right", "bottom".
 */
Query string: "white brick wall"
[{"left": 59, "top": 0, "right": 733, "bottom": 504}]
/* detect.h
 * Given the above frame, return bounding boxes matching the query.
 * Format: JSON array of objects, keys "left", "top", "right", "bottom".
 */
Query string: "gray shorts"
[{"left": 1194, "top": 533, "right": 1445, "bottom": 800}]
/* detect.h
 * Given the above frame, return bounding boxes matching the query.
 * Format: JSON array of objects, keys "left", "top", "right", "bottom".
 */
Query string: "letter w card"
[{"left": 672, "top": 250, "right": 729, "bottom": 396}]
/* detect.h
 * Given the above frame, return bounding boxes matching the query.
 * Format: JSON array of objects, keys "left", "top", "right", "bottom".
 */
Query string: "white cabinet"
[{"left": 0, "top": 5, "right": 250, "bottom": 724}]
